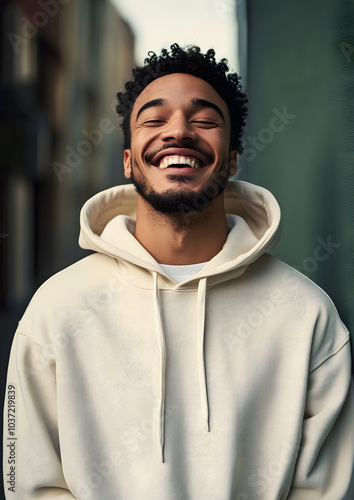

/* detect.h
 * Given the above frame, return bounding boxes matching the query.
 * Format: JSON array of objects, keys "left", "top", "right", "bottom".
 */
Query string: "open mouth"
[
  {"left": 158, "top": 155, "right": 201, "bottom": 169},
  {"left": 148, "top": 148, "right": 211, "bottom": 170}
]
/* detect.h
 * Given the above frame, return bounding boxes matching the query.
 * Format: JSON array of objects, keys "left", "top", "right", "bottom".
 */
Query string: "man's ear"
[
  {"left": 229, "top": 150, "right": 238, "bottom": 176},
  {"left": 124, "top": 150, "right": 132, "bottom": 178}
]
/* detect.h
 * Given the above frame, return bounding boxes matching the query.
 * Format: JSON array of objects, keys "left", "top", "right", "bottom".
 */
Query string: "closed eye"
[
  {"left": 191, "top": 120, "right": 218, "bottom": 127},
  {"left": 144, "top": 120, "right": 165, "bottom": 125}
]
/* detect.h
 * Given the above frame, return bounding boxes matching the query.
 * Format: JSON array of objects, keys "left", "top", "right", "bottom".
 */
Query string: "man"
[{"left": 3, "top": 44, "right": 354, "bottom": 499}]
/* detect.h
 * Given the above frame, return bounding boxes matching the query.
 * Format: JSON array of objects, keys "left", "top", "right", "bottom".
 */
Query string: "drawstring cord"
[
  {"left": 152, "top": 272, "right": 209, "bottom": 463},
  {"left": 152, "top": 271, "right": 166, "bottom": 462},
  {"left": 197, "top": 278, "right": 210, "bottom": 431}
]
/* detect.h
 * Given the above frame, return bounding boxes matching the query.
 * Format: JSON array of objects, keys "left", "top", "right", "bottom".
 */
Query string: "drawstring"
[
  {"left": 197, "top": 278, "right": 210, "bottom": 431},
  {"left": 152, "top": 271, "right": 166, "bottom": 462},
  {"left": 152, "top": 272, "right": 209, "bottom": 463}
]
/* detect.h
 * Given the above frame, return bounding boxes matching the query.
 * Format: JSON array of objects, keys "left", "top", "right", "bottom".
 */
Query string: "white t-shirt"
[{"left": 159, "top": 262, "right": 207, "bottom": 283}]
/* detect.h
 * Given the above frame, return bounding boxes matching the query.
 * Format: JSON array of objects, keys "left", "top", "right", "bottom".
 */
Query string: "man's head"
[
  {"left": 116, "top": 44, "right": 248, "bottom": 216},
  {"left": 117, "top": 44, "right": 248, "bottom": 153}
]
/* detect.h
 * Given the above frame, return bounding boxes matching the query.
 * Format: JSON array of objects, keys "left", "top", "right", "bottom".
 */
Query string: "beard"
[{"left": 130, "top": 159, "right": 231, "bottom": 215}]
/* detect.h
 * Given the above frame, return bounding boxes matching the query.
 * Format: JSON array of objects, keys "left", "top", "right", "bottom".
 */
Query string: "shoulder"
[
  {"left": 16, "top": 253, "right": 118, "bottom": 339},
  {"left": 31, "top": 252, "right": 115, "bottom": 299},
  {"left": 250, "top": 253, "right": 342, "bottom": 308},
  {"left": 249, "top": 254, "right": 351, "bottom": 370}
]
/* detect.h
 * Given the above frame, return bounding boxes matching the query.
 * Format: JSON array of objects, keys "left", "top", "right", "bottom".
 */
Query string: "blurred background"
[{"left": 0, "top": 0, "right": 353, "bottom": 495}]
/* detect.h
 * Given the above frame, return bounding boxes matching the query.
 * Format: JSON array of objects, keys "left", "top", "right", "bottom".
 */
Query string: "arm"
[
  {"left": 287, "top": 341, "right": 354, "bottom": 499},
  {"left": 3, "top": 331, "right": 76, "bottom": 499}
]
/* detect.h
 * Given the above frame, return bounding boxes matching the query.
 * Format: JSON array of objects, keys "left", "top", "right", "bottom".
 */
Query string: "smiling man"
[
  {"left": 3, "top": 44, "right": 354, "bottom": 499},
  {"left": 123, "top": 71, "right": 238, "bottom": 265}
]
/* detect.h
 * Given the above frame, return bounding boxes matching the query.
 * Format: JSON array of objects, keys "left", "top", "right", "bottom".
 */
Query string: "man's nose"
[{"left": 160, "top": 113, "right": 197, "bottom": 142}]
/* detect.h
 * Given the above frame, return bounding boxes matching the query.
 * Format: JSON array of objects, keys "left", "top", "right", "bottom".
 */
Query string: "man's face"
[{"left": 124, "top": 73, "right": 237, "bottom": 214}]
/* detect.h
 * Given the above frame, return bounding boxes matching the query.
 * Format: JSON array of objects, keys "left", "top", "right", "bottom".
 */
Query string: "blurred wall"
[
  {"left": 1, "top": 0, "right": 135, "bottom": 310},
  {"left": 237, "top": 0, "right": 354, "bottom": 361},
  {"left": 0, "top": 1, "right": 135, "bottom": 494}
]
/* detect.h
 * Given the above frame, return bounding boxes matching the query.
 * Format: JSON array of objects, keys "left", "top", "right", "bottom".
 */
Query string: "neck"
[{"left": 133, "top": 194, "right": 229, "bottom": 265}]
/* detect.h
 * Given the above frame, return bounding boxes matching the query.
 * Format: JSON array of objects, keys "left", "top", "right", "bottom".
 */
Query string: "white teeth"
[{"left": 158, "top": 155, "right": 200, "bottom": 169}]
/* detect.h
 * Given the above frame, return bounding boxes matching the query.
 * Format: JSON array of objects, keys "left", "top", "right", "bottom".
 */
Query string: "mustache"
[{"left": 144, "top": 143, "right": 214, "bottom": 165}]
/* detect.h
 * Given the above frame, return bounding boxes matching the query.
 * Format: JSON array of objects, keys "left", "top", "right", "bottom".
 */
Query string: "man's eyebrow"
[
  {"left": 136, "top": 98, "right": 166, "bottom": 120},
  {"left": 191, "top": 98, "right": 225, "bottom": 122}
]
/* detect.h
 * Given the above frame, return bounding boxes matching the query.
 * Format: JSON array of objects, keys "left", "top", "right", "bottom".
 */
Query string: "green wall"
[{"left": 238, "top": 0, "right": 354, "bottom": 360}]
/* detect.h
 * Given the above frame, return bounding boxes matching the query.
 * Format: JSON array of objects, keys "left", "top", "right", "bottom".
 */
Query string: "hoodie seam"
[
  {"left": 309, "top": 335, "right": 350, "bottom": 373},
  {"left": 15, "top": 330, "right": 52, "bottom": 353},
  {"left": 279, "top": 262, "right": 351, "bottom": 336}
]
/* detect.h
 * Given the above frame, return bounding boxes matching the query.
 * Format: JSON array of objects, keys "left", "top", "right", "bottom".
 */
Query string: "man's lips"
[{"left": 148, "top": 148, "right": 212, "bottom": 168}]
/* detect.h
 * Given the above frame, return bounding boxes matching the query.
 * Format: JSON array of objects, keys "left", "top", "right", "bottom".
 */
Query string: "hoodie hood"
[
  {"left": 79, "top": 180, "right": 281, "bottom": 288},
  {"left": 79, "top": 180, "right": 281, "bottom": 461}
]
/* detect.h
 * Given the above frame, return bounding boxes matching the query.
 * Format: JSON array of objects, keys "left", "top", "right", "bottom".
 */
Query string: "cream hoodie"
[{"left": 3, "top": 181, "right": 354, "bottom": 499}]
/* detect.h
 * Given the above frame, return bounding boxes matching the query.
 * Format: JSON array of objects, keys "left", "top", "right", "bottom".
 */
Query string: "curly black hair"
[{"left": 116, "top": 44, "right": 248, "bottom": 153}]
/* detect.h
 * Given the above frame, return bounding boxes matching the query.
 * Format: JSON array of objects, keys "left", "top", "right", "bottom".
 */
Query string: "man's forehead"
[{"left": 131, "top": 73, "right": 229, "bottom": 118}]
